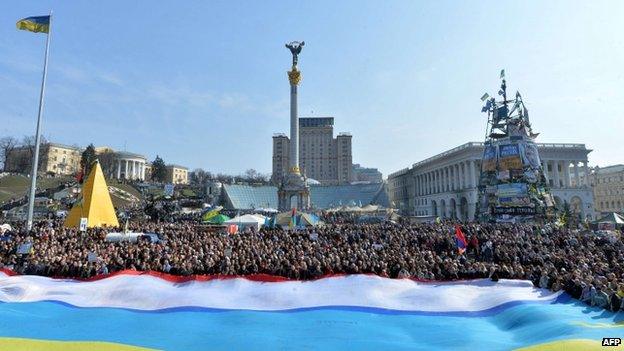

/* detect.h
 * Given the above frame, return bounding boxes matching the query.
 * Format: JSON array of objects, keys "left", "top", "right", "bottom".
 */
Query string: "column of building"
[
  {"left": 541, "top": 160, "right": 549, "bottom": 184},
  {"left": 552, "top": 160, "right": 560, "bottom": 188},
  {"left": 563, "top": 160, "right": 571, "bottom": 188}
]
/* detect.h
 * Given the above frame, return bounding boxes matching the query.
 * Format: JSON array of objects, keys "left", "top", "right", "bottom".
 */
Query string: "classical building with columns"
[
  {"left": 95, "top": 147, "right": 148, "bottom": 181},
  {"left": 113, "top": 151, "right": 148, "bottom": 181},
  {"left": 388, "top": 142, "right": 595, "bottom": 221}
]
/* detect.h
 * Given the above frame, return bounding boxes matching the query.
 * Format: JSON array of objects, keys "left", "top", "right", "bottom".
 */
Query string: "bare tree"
[
  {"left": 97, "top": 150, "right": 117, "bottom": 179},
  {"left": 242, "top": 168, "right": 270, "bottom": 184},
  {"left": 19, "top": 135, "right": 48, "bottom": 173},
  {"left": 0, "top": 136, "right": 18, "bottom": 171},
  {"left": 190, "top": 168, "right": 212, "bottom": 186}
]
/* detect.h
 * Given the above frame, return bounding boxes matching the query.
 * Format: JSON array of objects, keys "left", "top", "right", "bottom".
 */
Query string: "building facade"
[
  {"left": 388, "top": 142, "right": 595, "bottom": 221},
  {"left": 589, "top": 164, "right": 624, "bottom": 215},
  {"left": 166, "top": 165, "right": 189, "bottom": 185},
  {"left": 5, "top": 142, "right": 82, "bottom": 176},
  {"left": 351, "top": 163, "right": 383, "bottom": 183},
  {"left": 113, "top": 152, "right": 148, "bottom": 181},
  {"left": 272, "top": 117, "right": 352, "bottom": 185}
]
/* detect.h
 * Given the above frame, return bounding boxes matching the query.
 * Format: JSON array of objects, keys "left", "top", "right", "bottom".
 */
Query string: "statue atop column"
[
  {"left": 278, "top": 40, "right": 310, "bottom": 211},
  {"left": 285, "top": 41, "right": 304, "bottom": 67},
  {"left": 286, "top": 41, "right": 304, "bottom": 86}
]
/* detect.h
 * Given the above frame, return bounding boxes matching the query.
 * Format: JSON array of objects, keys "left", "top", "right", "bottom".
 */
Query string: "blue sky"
[{"left": 1, "top": 1, "right": 622, "bottom": 177}]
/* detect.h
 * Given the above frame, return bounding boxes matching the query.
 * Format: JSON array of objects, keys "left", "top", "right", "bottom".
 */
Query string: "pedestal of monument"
[{"left": 278, "top": 169, "right": 310, "bottom": 210}]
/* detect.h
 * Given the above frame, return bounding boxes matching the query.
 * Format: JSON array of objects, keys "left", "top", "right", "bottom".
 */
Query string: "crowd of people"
[{"left": 0, "top": 218, "right": 622, "bottom": 312}]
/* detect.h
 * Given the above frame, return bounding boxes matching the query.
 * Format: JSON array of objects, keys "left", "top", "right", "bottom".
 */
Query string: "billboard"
[
  {"left": 521, "top": 142, "right": 541, "bottom": 170},
  {"left": 496, "top": 183, "right": 528, "bottom": 198},
  {"left": 493, "top": 206, "right": 536, "bottom": 215},
  {"left": 482, "top": 145, "right": 497, "bottom": 172},
  {"left": 498, "top": 196, "right": 531, "bottom": 206},
  {"left": 498, "top": 144, "right": 523, "bottom": 170}
]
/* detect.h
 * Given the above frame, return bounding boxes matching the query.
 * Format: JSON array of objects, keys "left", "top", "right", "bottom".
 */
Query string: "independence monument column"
[
  {"left": 288, "top": 43, "right": 302, "bottom": 175},
  {"left": 278, "top": 41, "right": 310, "bottom": 211}
]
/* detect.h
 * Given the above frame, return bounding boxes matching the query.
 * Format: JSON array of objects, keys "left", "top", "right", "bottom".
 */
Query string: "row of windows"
[
  {"left": 595, "top": 188, "right": 624, "bottom": 196},
  {"left": 599, "top": 201, "right": 623, "bottom": 210},
  {"left": 52, "top": 148, "right": 80, "bottom": 155},
  {"left": 595, "top": 175, "right": 624, "bottom": 183}
]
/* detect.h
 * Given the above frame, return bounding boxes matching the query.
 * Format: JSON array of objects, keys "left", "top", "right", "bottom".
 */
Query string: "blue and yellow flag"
[{"left": 16, "top": 16, "right": 50, "bottom": 34}]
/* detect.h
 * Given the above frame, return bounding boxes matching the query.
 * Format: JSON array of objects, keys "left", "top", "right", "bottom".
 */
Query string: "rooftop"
[
  {"left": 299, "top": 117, "right": 334, "bottom": 128},
  {"left": 222, "top": 183, "right": 389, "bottom": 210},
  {"left": 388, "top": 141, "right": 591, "bottom": 179},
  {"left": 115, "top": 151, "right": 147, "bottom": 160},
  {"left": 166, "top": 164, "right": 188, "bottom": 170},
  {"left": 595, "top": 164, "right": 624, "bottom": 174},
  {"left": 47, "top": 142, "right": 82, "bottom": 151}
]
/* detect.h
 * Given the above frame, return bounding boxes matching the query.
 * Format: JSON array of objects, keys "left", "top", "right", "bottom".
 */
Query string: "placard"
[
  {"left": 497, "top": 170, "right": 510, "bottom": 181},
  {"left": 164, "top": 184, "right": 174, "bottom": 197},
  {"left": 498, "top": 196, "right": 531, "bottom": 206},
  {"left": 87, "top": 252, "right": 97, "bottom": 263},
  {"left": 498, "top": 144, "right": 523, "bottom": 170},
  {"left": 493, "top": 206, "right": 536, "bottom": 215},
  {"left": 496, "top": 183, "right": 527, "bottom": 198},
  {"left": 17, "top": 243, "right": 32, "bottom": 254},
  {"left": 482, "top": 145, "right": 497, "bottom": 172},
  {"left": 521, "top": 142, "right": 541, "bottom": 170},
  {"left": 79, "top": 218, "right": 88, "bottom": 232}
]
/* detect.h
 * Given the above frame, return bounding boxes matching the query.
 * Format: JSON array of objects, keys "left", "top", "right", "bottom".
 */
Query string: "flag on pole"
[
  {"left": 19, "top": 12, "right": 52, "bottom": 231},
  {"left": 289, "top": 208, "right": 297, "bottom": 229},
  {"left": 480, "top": 93, "right": 490, "bottom": 101},
  {"left": 500, "top": 69, "right": 505, "bottom": 79},
  {"left": 455, "top": 225, "right": 467, "bottom": 254},
  {"left": 16, "top": 16, "right": 50, "bottom": 34}
]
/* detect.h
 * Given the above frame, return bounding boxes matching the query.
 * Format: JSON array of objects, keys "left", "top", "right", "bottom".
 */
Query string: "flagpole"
[{"left": 26, "top": 11, "right": 52, "bottom": 231}]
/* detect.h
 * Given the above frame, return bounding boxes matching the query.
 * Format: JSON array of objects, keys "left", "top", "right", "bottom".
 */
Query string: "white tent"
[
  {"left": 0, "top": 224, "right": 13, "bottom": 234},
  {"left": 224, "top": 214, "right": 267, "bottom": 231},
  {"left": 256, "top": 207, "right": 278, "bottom": 213}
]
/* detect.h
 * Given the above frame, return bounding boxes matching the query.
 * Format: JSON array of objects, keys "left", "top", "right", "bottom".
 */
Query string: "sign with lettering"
[
  {"left": 498, "top": 144, "right": 523, "bottom": 170},
  {"left": 482, "top": 145, "right": 497, "bottom": 172}
]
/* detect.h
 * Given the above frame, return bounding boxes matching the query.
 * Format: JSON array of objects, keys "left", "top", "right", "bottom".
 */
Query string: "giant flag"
[{"left": 0, "top": 270, "right": 620, "bottom": 350}]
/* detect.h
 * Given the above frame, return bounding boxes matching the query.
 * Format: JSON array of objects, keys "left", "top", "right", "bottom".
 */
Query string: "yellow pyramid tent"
[{"left": 64, "top": 161, "right": 119, "bottom": 228}]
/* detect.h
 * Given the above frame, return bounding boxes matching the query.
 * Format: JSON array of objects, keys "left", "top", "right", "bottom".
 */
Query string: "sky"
[{"left": 0, "top": 1, "right": 622, "bottom": 177}]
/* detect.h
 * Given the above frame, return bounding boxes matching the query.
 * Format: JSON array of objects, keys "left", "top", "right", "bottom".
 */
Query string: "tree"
[
  {"left": 0, "top": 136, "right": 18, "bottom": 171},
  {"left": 97, "top": 149, "right": 117, "bottom": 179},
  {"left": 80, "top": 144, "right": 97, "bottom": 176},
  {"left": 242, "top": 168, "right": 270, "bottom": 184},
  {"left": 190, "top": 168, "right": 212, "bottom": 186},
  {"left": 244, "top": 168, "right": 258, "bottom": 181},
  {"left": 15, "top": 135, "right": 48, "bottom": 174},
  {"left": 151, "top": 155, "right": 167, "bottom": 182}
]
